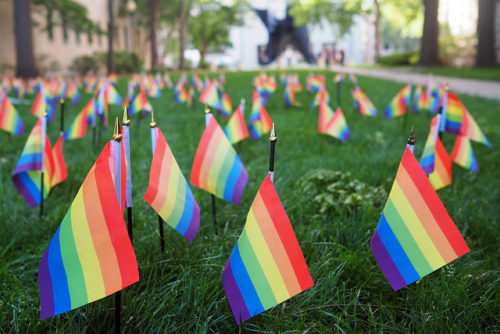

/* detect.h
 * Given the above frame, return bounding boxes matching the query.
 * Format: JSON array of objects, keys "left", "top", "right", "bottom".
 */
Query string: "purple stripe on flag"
[
  {"left": 232, "top": 170, "right": 248, "bottom": 205},
  {"left": 183, "top": 202, "right": 200, "bottom": 242},
  {"left": 370, "top": 230, "right": 407, "bottom": 291},
  {"left": 222, "top": 258, "right": 250, "bottom": 324},
  {"left": 38, "top": 249, "right": 55, "bottom": 319}
]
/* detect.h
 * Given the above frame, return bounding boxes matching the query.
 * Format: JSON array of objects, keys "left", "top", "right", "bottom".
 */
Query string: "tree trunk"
[
  {"left": 14, "top": 0, "right": 38, "bottom": 78},
  {"left": 374, "top": 0, "right": 382, "bottom": 62},
  {"left": 148, "top": 0, "right": 159, "bottom": 70},
  {"left": 179, "top": 0, "right": 187, "bottom": 70},
  {"left": 476, "top": 0, "right": 497, "bottom": 67},
  {"left": 418, "top": 0, "right": 440, "bottom": 66},
  {"left": 200, "top": 41, "right": 208, "bottom": 65},
  {"left": 107, "top": 0, "right": 115, "bottom": 74}
]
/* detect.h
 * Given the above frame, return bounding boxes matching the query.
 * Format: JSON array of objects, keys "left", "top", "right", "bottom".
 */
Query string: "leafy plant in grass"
[{"left": 297, "top": 169, "right": 387, "bottom": 219}]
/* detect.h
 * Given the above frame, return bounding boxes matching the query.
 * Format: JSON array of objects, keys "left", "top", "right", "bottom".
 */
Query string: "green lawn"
[{"left": 1, "top": 71, "right": 499, "bottom": 332}]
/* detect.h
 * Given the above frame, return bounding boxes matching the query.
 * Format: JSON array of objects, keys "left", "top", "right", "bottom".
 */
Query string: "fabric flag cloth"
[
  {"left": 83, "top": 98, "right": 97, "bottom": 127},
  {"left": 38, "top": 141, "right": 138, "bottom": 319},
  {"left": 420, "top": 116, "right": 440, "bottom": 174},
  {"left": 0, "top": 96, "right": 24, "bottom": 136},
  {"left": 351, "top": 86, "right": 377, "bottom": 117},
  {"left": 370, "top": 147, "right": 469, "bottom": 291},
  {"left": 412, "top": 85, "right": 427, "bottom": 112},
  {"left": 64, "top": 107, "right": 88, "bottom": 140},
  {"left": 199, "top": 82, "right": 221, "bottom": 111},
  {"left": 384, "top": 84, "right": 411, "bottom": 118},
  {"left": 220, "top": 93, "right": 233, "bottom": 118},
  {"left": 318, "top": 104, "right": 350, "bottom": 143},
  {"left": 222, "top": 175, "right": 314, "bottom": 324},
  {"left": 129, "top": 87, "right": 153, "bottom": 116},
  {"left": 224, "top": 102, "right": 249, "bottom": 144},
  {"left": 443, "top": 92, "right": 491, "bottom": 147},
  {"left": 12, "top": 117, "right": 67, "bottom": 207},
  {"left": 144, "top": 127, "right": 200, "bottom": 242},
  {"left": 31, "top": 87, "right": 47, "bottom": 117},
  {"left": 248, "top": 104, "right": 273, "bottom": 140},
  {"left": 284, "top": 85, "right": 301, "bottom": 107},
  {"left": 191, "top": 114, "right": 248, "bottom": 204},
  {"left": 122, "top": 125, "right": 133, "bottom": 208},
  {"left": 450, "top": 135, "right": 479, "bottom": 172}
]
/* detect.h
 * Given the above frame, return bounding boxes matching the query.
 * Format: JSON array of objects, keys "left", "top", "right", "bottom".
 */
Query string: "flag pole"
[
  {"left": 60, "top": 98, "right": 65, "bottom": 133},
  {"left": 112, "top": 117, "right": 123, "bottom": 334},
  {"left": 123, "top": 107, "right": 133, "bottom": 243},
  {"left": 407, "top": 125, "right": 415, "bottom": 153},
  {"left": 205, "top": 106, "right": 218, "bottom": 233},
  {"left": 150, "top": 111, "right": 165, "bottom": 252},
  {"left": 336, "top": 81, "right": 342, "bottom": 109},
  {"left": 269, "top": 123, "right": 277, "bottom": 182},
  {"left": 438, "top": 85, "right": 448, "bottom": 140},
  {"left": 40, "top": 111, "right": 47, "bottom": 218}
]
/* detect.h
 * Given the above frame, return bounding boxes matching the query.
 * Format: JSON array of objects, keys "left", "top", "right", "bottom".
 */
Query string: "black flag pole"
[
  {"left": 40, "top": 111, "right": 48, "bottom": 218},
  {"left": 269, "top": 123, "right": 277, "bottom": 178},
  {"left": 112, "top": 117, "right": 123, "bottom": 334},
  {"left": 60, "top": 98, "right": 65, "bottom": 133},
  {"left": 150, "top": 111, "right": 165, "bottom": 252}
]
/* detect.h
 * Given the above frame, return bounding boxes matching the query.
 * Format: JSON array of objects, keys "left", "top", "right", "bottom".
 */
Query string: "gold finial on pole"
[
  {"left": 407, "top": 125, "right": 415, "bottom": 146},
  {"left": 240, "top": 98, "right": 245, "bottom": 105},
  {"left": 150, "top": 111, "right": 157, "bottom": 128},
  {"left": 60, "top": 98, "right": 65, "bottom": 104},
  {"left": 204, "top": 105, "right": 210, "bottom": 114},
  {"left": 269, "top": 123, "right": 277, "bottom": 142},
  {"left": 123, "top": 106, "right": 131, "bottom": 126},
  {"left": 113, "top": 117, "right": 122, "bottom": 141}
]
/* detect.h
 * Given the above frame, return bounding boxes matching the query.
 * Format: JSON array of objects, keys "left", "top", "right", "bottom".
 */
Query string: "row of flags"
[{"left": 0, "top": 70, "right": 492, "bottom": 325}]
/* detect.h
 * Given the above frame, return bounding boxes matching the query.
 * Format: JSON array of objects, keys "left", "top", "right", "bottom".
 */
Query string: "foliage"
[
  {"left": 438, "top": 24, "right": 477, "bottom": 67},
  {"left": 379, "top": 51, "right": 419, "bottom": 66},
  {"left": 188, "top": 0, "right": 246, "bottom": 63},
  {"left": 289, "top": 0, "right": 363, "bottom": 37},
  {"left": 297, "top": 169, "right": 387, "bottom": 219},
  {"left": 71, "top": 51, "right": 142, "bottom": 75},
  {"left": 32, "top": 0, "right": 104, "bottom": 40},
  {"left": 1, "top": 71, "right": 499, "bottom": 332}
]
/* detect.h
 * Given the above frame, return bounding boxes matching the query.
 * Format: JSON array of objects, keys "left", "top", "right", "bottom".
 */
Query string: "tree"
[
  {"left": 14, "top": 0, "right": 38, "bottom": 77},
  {"left": 374, "top": 0, "right": 382, "bottom": 61},
  {"left": 188, "top": 0, "right": 245, "bottom": 66},
  {"left": 476, "top": 0, "right": 497, "bottom": 67},
  {"left": 178, "top": 0, "right": 193, "bottom": 70},
  {"left": 418, "top": 0, "right": 440, "bottom": 66},
  {"left": 148, "top": 0, "right": 159, "bottom": 69}
]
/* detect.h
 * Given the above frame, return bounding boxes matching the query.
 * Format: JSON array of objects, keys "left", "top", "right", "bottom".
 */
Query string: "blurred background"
[{"left": 0, "top": 0, "right": 498, "bottom": 77}]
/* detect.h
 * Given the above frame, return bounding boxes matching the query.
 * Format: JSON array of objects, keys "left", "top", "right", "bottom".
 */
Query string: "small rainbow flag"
[
  {"left": 412, "top": 85, "right": 427, "bottom": 112},
  {"left": 64, "top": 107, "right": 87, "bottom": 140},
  {"left": 420, "top": 116, "right": 440, "bottom": 175},
  {"left": 31, "top": 86, "right": 47, "bottom": 117},
  {"left": 51, "top": 134, "right": 67, "bottom": 187},
  {"left": 174, "top": 83, "right": 189, "bottom": 104},
  {"left": 222, "top": 175, "right": 314, "bottom": 324},
  {"left": 224, "top": 101, "right": 249, "bottom": 144},
  {"left": 144, "top": 127, "right": 200, "bottom": 241},
  {"left": 129, "top": 88, "right": 153, "bottom": 116},
  {"left": 0, "top": 96, "right": 24, "bottom": 136},
  {"left": 450, "top": 135, "right": 479, "bottom": 172},
  {"left": 248, "top": 104, "right": 273, "bottom": 140},
  {"left": 348, "top": 73, "right": 358, "bottom": 85},
  {"left": 459, "top": 106, "right": 491, "bottom": 147},
  {"left": 306, "top": 74, "right": 324, "bottom": 92},
  {"left": 191, "top": 114, "right": 248, "bottom": 204},
  {"left": 370, "top": 146, "right": 469, "bottom": 291},
  {"left": 220, "top": 93, "right": 232, "bottom": 118},
  {"left": 334, "top": 73, "right": 345, "bottom": 84},
  {"left": 84, "top": 98, "right": 97, "bottom": 127},
  {"left": 105, "top": 82, "right": 122, "bottom": 105},
  {"left": 65, "top": 80, "right": 81, "bottom": 105},
  {"left": 310, "top": 88, "right": 330, "bottom": 109},
  {"left": 318, "top": 104, "right": 350, "bottom": 143},
  {"left": 38, "top": 141, "right": 138, "bottom": 319},
  {"left": 443, "top": 92, "right": 464, "bottom": 135},
  {"left": 428, "top": 137, "right": 452, "bottom": 190},
  {"left": 284, "top": 85, "right": 301, "bottom": 107},
  {"left": 351, "top": 86, "right": 377, "bottom": 117},
  {"left": 12, "top": 117, "right": 66, "bottom": 207},
  {"left": 199, "top": 82, "right": 221, "bottom": 111}
]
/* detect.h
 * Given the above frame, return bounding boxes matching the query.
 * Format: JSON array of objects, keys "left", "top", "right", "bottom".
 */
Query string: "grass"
[{"left": 1, "top": 71, "right": 499, "bottom": 333}]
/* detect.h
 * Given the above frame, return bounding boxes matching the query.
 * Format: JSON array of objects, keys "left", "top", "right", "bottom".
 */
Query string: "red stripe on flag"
[{"left": 191, "top": 117, "right": 217, "bottom": 186}]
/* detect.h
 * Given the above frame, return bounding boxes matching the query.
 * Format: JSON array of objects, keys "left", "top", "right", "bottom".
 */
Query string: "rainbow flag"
[
  {"left": 284, "top": 85, "right": 301, "bottom": 107},
  {"left": 420, "top": 116, "right": 440, "bottom": 174},
  {"left": 370, "top": 147, "right": 470, "bottom": 291},
  {"left": 65, "top": 80, "right": 81, "bottom": 105},
  {"left": 306, "top": 75, "right": 324, "bottom": 92},
  {"left": 220, "top": 93, "right": 232, "bottom": 118},
  {"left": 105, "top": 82, "right": 122, "bottom": 105},
  {"left": 129, "top": 88, "right": 153, "bottom": 116},
  {"left": 351, "top": 86, "right": 377, "bottom": 117},
  {"left": 450, "top": 135, "right": 479, "bottom": 172},
  {"left": 191, "top": 114, "right": 248, "bottom": 204},
  {"left": 64, "top": 108, "right": 87, "bottom": 140},
  {"left": 174, "top": 83, "right": 189, "bottom": 104},
  {"left": 0, "top": 96, "right": 24, "bottom": 136},
  {"left": 122, "top": 124, "right": 132, "bottom": 208},
  {"left": 199, "top": 82, "right": 221, "bottom": 110},
  {"left": 428, "top": 137, "right": 452, "bottom": 190},
  {"left": 51, "top": 134, "right": 67, "bottom": 187},
  {"left": 334, "top": 73, "right": 345, "bottom": 84},
  {"left": 144, "top": 127, "right": 200, "bottom": 241},
  {"left": 31, "top": 86, "right": 47, "bottom": 117},
  {"left": 310, "top": 88, "right": 330, "bottom": 109},
  {"left": 348, "top": 73, "right": 358, "bottom": 85},
  {"left": 460, "top": 106, "right": 491, "bottom": 147},
  {"left": 38, "top": 141, "right": 138, "bottom": 319},
  {"left": 318, "top": 102, "right": 334, "bottom": 134},
  {"left": 12, "top": 117, "right": 66, "bottom": 207},
  {"left": 248, "top": 104, "right": 273, "bottom": 140},
  {"left": 84, "top": 98, "right": 97, "bottom": 127},
  {"left": 224, "top": 101, "right": 249, "bottom": 144},
  {"left": 412, "top": 85, "right": 427, "bottom": 112},
  {"left": 319, "top": 105, "right": 350, "bottom": 143},
  {"left": 222, "top": 175, "right": 314, "bottom": 324},
  {"left": 146, "top": 77, "right": 161, "bottom": 98}
]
